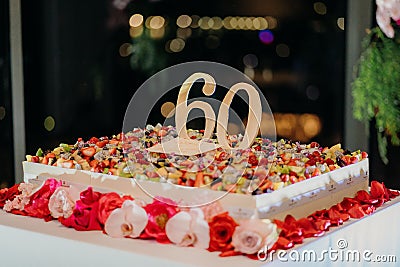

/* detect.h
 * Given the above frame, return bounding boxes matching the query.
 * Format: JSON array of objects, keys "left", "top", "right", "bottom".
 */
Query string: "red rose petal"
[
  {"left": 361, "top": 204, "right": 375, "bottom": 215},
  {"left": 356, "top": 190, "right": 379, "bottom": 205},
  {"left": 284, "top": 214, "right": 297, "bottom": 225},
  {"left": 313, "top": 219, "right": 331, "bottom": 231},
  {"left": 275, "top": 236, "right": 294, "bottom": 250},
  {"left": 273, "top": 219, "right": 286, "bottom": 230},
  {"left": 370, "top": 181, "right": 385, "bottom": 199},
  {"left": 296, "top": 218, "right": 324, "bottom": 237},
  {"left": 389, "top": 189, "right": 400, "bottom": 198},
  {"left": 339, "top": 213, "right": 350, "bottom": 222},
  {"left": 219, "top": 250, "right": 242, "bottom": 257},
  {"left": 340, "top": 197, "right": 358, "bottom": 210},
  {"left": 348, "top": 204, "right": 365, "bottom": 219}
]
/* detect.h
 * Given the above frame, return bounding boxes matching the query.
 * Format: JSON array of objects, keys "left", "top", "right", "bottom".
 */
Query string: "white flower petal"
[
  {"left": 123, "top": 200, "right": 148, "bottom": 238},
  {"left": 191, "top": 216, "right": 210, "bottom": 249},
  {"left": 104, "top": 208, "right": 127, "bottom": 238},
  {"left": 165, "top": 211, "right": 192, "bottom": 246}
]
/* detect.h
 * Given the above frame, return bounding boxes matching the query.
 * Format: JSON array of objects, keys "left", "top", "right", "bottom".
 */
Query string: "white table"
[{"left": 0, "top": 197, "right": 399, "bottom": 267}]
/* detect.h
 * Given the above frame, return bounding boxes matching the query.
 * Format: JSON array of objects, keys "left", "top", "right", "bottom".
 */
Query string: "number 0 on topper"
[{"left": 148, "top": 72, "right": 263, "bottom": 155}]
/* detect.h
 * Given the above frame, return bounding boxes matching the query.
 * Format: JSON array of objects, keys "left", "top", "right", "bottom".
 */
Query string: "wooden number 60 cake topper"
[{"left": 148, "top": 72, "right": 262, "bottom": 155}]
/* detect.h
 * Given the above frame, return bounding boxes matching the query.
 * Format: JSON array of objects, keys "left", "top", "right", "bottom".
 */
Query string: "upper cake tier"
[{"left": 25, "top": 124, "right": 368, "bottom": 196}]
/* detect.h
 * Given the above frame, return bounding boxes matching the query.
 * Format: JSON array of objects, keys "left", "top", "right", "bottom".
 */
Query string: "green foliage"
[{"left": 352, "top": 26, "right": 400, "bottom": 164}]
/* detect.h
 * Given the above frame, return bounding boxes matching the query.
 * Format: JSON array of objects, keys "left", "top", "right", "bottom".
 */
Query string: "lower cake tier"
[{"left": 22, "top": 159, "right": 369, "bottom": 220}]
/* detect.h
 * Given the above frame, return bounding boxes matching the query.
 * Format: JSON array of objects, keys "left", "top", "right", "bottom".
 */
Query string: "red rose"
[
  {"left": 397, "top": 19, "right": 400, "bottom": 26},
  {"left": 59, "top": 187, "right": 103, "bottom": 231},
  {"left": 142, "top": 197, "right": 179, "bottom": 243},
  {"left": 60, "top": 200, "right": 102, "bottom": 231},
  {"left": 208, "top": 212, "right": 238, "bottom": 252},
  {"left": 0, "top": 184, "right": 21, "bottom": 208},
  {"left": 80, "top": 187, "right": 103, "bottom": 205},
  {"left": 24, "top": 178, "right": 62, "bottom": 221},
  {"left": 98, "top": 192, "right": 133, "bottom": 225}
]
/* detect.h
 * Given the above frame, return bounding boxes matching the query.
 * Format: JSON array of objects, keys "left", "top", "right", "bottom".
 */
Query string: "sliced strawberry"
[
  {"left": 90, "top": 159, "right": 98, "bottom": 167},
  {"left": 41, "top": 157, "right": 48, "bottom": 165},
  {"left": 312, "top": 168, "right": 321, "bottom": 177},
  {"left": 31, "top": 156, "right": 40, "bottom": 163},
  {"left": 88, "top": 137, "right": 99, "bottom": 144},
  {"left": 310, "top": 142, "right": 319, "bottom": 148},
  {"left": 81, "top": 147, "right": 96, "bottom": 157},
  {"left": 108, "top": 168, "right": 117, "bottom": 175},
  {"left": 96, "top": 140, "right": 108, "bottom": 148},
  {"left": 361, "top": 151, "right": 368, "bottom": 159},
  {"left": 102, "top": 159, "right": 110, "bottom": 167},
  {"left": 324, "top": 158, "right": 334, "bottom": 166},
  {"left": 109, "top": 139, "right": 119, "bottom": 145},
  {"left": 46, "top": 152, "right": 56, "bottom": 158}
]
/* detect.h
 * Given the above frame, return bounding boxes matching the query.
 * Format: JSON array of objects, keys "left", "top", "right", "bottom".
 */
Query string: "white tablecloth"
[{"left": 0, "top": 197, "right": 399, "bottom": 267}]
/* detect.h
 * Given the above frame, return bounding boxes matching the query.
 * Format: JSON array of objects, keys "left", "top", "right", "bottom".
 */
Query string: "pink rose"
[
  {"left": 165, "top": 209, "right": 210, "bottom": 248},
  {"left": 232, "top": 219, "right": 278, "bottom": 254},
  {"left": 104, "top": 200, "right": 148, "bottom": 238}
]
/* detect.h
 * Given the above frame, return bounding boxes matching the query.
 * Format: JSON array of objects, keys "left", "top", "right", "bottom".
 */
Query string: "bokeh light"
[
  {"left": 149, "top": 16, "right": 165, "bottom": 29},
  {"left": 190, "top": 15, "right": 200, "bottom": 28},
  {"left": 211, "top": 17, "right": 223, "bottom": 30},
  {"left": 161, "top": 102, "right": 176, "bottom": 118},
  {"left": 223, "top": 17, "right": 233, "bottom": 29},
  {"left": 306, "top": 85, "right": 320, "bottom": 100},
  {"left": 176, "top": 15, "right": 192, "bottom": 28},
  {"left": 168, "top": 38, "right": 185, "bottom": 52},
  {"left": 337, "top": 17, "right": 345, "bottom": 30},
  {"left": 300, "top": 114, "right": 322, "bottom": 138},
  {"left": 199, "top": 17, "right": 211, "bottom": 30},
  {"left": 244, "top": 67, "right": 255, "bottom": 79},
  {"left": 265, "top": 16, "right": 277, "bottom": 29},
  {"left": 176, "top": 28, "right": 192, "bottom": 39},
  {"left": 129, "top": 14, "right": 143, "bottom": 27},
  {"left": 314, "top": 2, "right": 327, "bottom": 15},
  {"left": 259, "top": 30, "right": 274, "bottom": 44},
  {"left": 0, "top": 106, "right": 5, "bottom": 120},
  {"left": 262, "top": 69, "right": 273, "bottom": 82},
  {"left": 276, "top": 43, "right": 290, "bottom": 57},
  {"left": 119, "top": 43, "right": 133, "bottom": 57},
  {"left": 44, "top": 116, "right": 55, "bottom": 131},
  {"left": 150, "top": 28, "right": 165, "bottom": 39},
  {"left": 205, "top": 35, "right": 220, "bottom": 49},
  {"left": 243, "top": 54, "right": 258, "bottom": 68},
  {"left": 129, "top": 25, "right": 143, "bottom": 38}
]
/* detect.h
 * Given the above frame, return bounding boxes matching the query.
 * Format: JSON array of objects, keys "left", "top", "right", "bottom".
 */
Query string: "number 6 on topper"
[{"left": 175, "top": 72, "right": 262, "bottom": 150}]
